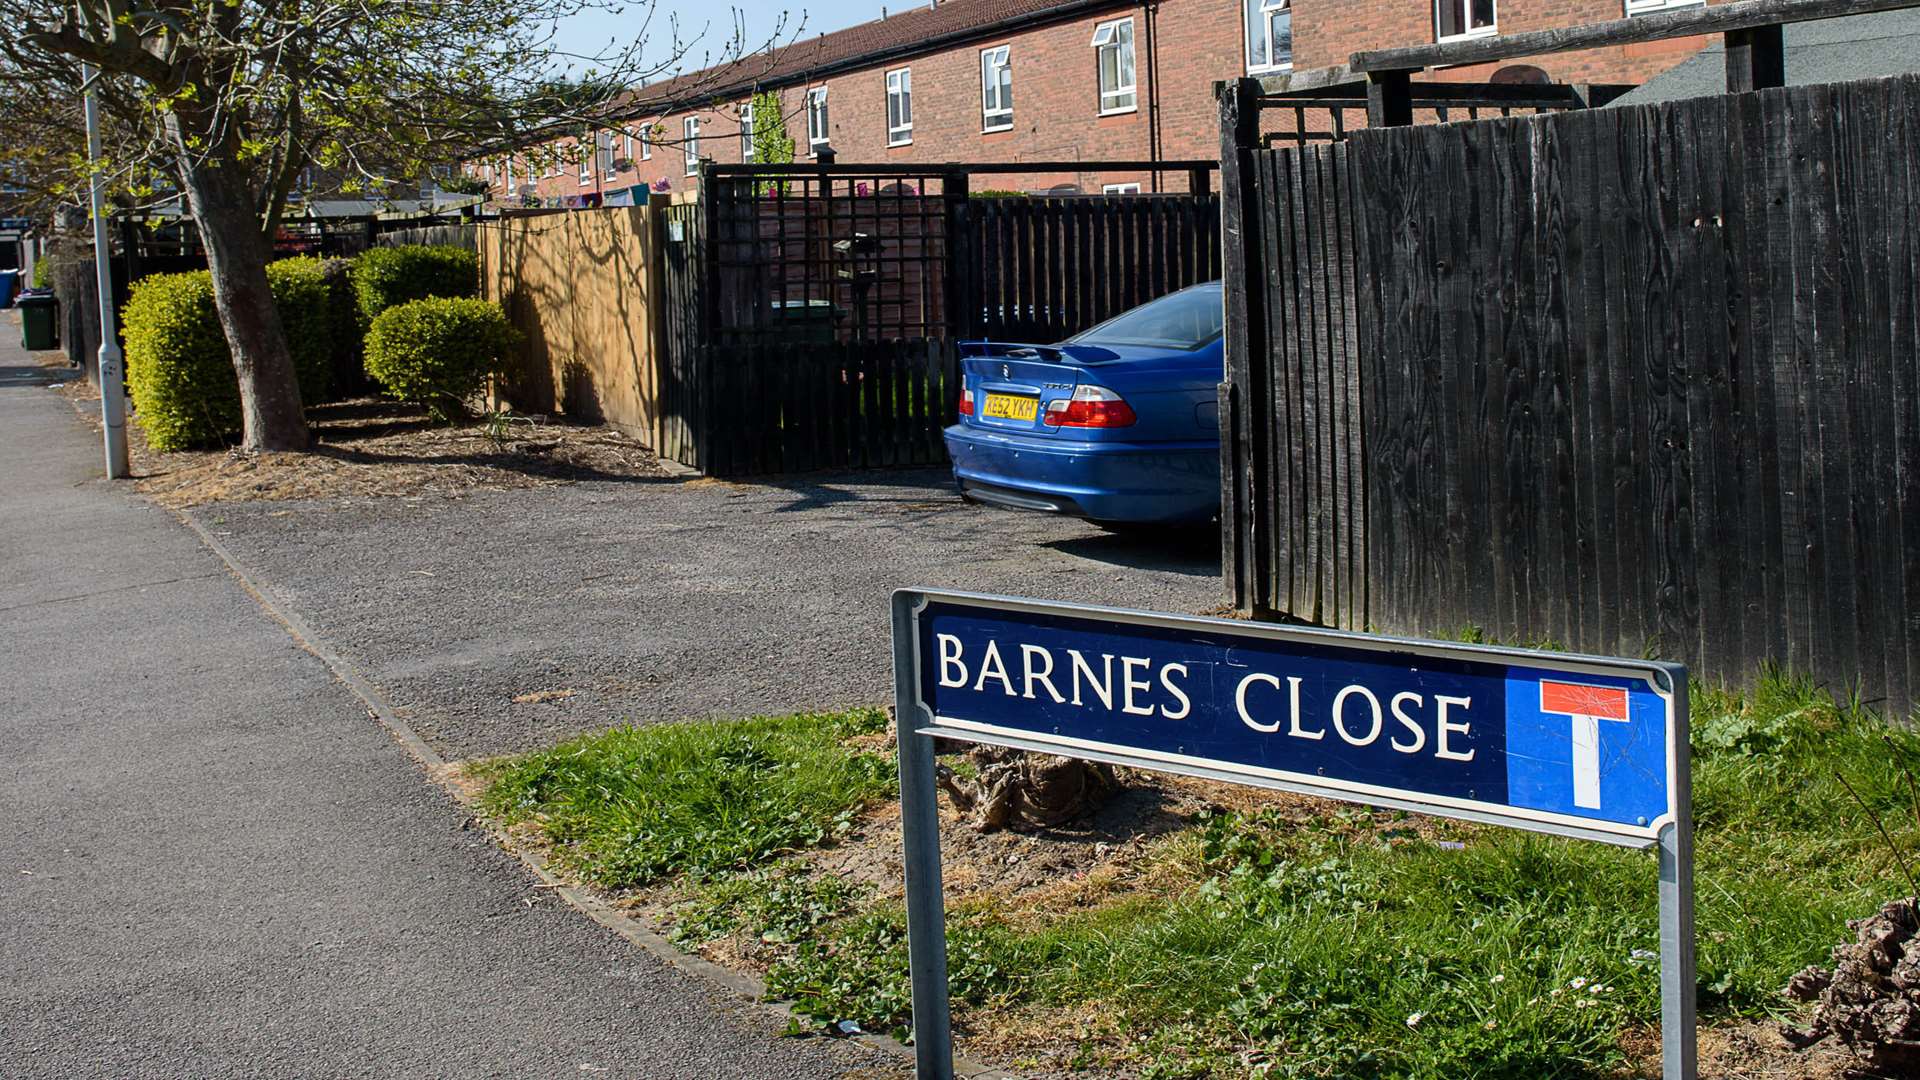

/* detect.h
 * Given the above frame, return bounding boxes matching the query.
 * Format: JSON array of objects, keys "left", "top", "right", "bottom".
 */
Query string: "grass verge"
[{"left": 476, "top": 676, "right": 1915, "bottom": 1079}]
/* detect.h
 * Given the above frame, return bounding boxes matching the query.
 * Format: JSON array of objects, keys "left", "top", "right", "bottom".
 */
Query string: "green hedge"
[
  {"left": 363, "top": 297, "right": 515, "bottom": 419},
  {"left": 123, "top": 259, "right": 335, "bottom": 450},
  {"left": 351, "top": 244, "right": 478, "bottom": 322}
]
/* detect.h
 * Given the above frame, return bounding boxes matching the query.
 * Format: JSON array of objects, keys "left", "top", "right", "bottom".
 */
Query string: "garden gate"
[{"left": 658, "top": 159, "right": 1222, "bottom": 477}]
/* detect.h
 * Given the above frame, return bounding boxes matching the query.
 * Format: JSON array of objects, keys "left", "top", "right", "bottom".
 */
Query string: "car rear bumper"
[{"left": 943, "top": 425, "right": 1219, "bottom": 524}]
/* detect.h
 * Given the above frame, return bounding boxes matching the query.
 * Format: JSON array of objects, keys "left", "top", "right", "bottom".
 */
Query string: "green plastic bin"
[
  {"left": 767, "top": 299, "right": 839, "bottom": 344},
  {"left": 18, "top": 293, "right": 58, "bottom": 351}
]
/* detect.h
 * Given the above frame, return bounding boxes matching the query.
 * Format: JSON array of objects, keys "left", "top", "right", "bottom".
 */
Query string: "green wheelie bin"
[{"left": 18, "top": 292, "right": 58, "bottom": 351}]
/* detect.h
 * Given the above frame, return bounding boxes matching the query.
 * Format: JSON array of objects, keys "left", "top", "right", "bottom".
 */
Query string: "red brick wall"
[
  {"left": 476, "top": 0, "right": 1718, "bottom": 201},
  {"left": 1298, "top": 0, "right": 1718, "bottom": 85}
]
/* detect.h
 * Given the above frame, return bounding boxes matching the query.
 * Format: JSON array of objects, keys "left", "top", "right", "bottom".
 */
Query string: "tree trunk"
[{"left": 175, "top": 150, "right": 310, "bottom": 451}]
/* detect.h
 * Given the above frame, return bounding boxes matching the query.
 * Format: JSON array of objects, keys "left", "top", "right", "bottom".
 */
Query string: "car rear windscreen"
[{"left": 1070, "top": 284, "right": 1224, "bottom": 352}]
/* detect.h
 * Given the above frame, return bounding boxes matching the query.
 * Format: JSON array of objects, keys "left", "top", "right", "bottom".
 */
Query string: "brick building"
[{"left": 474, "top": 0, "right": 1718, "bottom": 203}]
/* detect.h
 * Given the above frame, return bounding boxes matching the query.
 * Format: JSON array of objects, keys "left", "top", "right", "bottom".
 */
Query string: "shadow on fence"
[{"left": 1221, "top": 71, "right": 1920, "bottom": 711}]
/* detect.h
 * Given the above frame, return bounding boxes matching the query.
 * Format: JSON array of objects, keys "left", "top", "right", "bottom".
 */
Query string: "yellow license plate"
[{"left": 982, "top": 393, "right": 1039, "bottom": 421}]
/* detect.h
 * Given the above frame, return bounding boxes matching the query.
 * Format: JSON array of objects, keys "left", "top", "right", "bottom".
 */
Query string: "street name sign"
[{"left": 890, "top": 589, "right": 1695, "bottom": 1080}]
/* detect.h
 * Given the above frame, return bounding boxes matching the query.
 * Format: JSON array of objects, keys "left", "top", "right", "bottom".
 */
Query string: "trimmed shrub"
[
  {"left": 363, "top": 297, "right": 515, "bottom": 419},
  {"left": 266, "top": 257, "right": 335, "bottom": 400},
  {"left": 351, "top": 244, "right": 478, "bottom": 322},
  {"left": 123, "top": 260, "right": 336, "bottom": 450}
]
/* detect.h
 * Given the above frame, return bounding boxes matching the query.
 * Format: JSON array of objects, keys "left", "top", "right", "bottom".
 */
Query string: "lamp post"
[{"left": 81, "top": 60, "right": 129, "bottom": 479}]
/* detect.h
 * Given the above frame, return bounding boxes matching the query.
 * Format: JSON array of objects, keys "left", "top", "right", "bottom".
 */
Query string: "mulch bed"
[{"left": 50, "top": 380, "right": 669, "bottom": 507}]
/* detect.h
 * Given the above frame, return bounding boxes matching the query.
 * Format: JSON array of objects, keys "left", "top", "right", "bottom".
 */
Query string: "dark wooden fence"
[
  {"left": 959, "top": 193, "right": 1221, "bottom": 342},
  {"left": 377, "top": 223, "right": 479, "bottom": 250},
  {"left": 1223, "top": 73, "right": 1920, "bottom": 711},
  {"left": 695, "top": 339, "right": 957, "bottom": 476}
]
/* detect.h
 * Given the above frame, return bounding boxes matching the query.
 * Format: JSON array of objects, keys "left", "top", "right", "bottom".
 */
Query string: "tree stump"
[
  {"left": 1781, "top": 895, "right": 1920, "bottom": 1073},
  {"left": 935, "top": 745, "right": 1120, "bottom": 832}
]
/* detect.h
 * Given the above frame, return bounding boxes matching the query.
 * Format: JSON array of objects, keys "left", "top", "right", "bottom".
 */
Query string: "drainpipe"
[{"left": 1144, "top": 1, "right": 1163, "bottom": 193}]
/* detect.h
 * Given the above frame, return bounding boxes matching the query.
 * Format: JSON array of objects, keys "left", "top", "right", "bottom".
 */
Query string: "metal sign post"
[
  {"left": 80, "top": 61, "right": 129, "bottom": 480},
  {"left": 891, "top": 589, "right": 1694, "bottom": 1080}
]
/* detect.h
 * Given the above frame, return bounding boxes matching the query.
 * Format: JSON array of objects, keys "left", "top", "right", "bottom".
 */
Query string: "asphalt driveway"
[{"left": 192, "top": 470, "right": 1223, "bottom": 759}]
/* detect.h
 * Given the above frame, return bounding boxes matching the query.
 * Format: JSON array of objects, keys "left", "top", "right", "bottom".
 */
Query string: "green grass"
[
  {"left": 478, "top": 678, "right": 1919, "bottom": 1078},
  {"left": 477, "top": 707, "right": 895, "bottom": 886}
]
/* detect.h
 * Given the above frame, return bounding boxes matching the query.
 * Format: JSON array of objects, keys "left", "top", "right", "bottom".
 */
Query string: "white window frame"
[
  {"left": 640, "top": 124, "right": 652, "bottom": 161},
  {"left": 806, "top": 87, "right": 830, "bottom": 154},
  {"left": 1624, "top": 0, "right": 1701, "bottom": 13},
  {"left": 741, "top": 101, "right": 756, "bottom": 161},
  {"left": 1434, "top": 0, "right": 1497, "bottom": 42},
  {"left": 578, "top": 141, "right": 590, "bottom": 184},
  {"left": 885, "top": 68, "right": 913, "bottom": 147},
  {"left": 980, "top": 45, "right": 1013, "bottom": 132},
  {"left": 683, "top": 116, "right": 701, "bottom": 175},
  {"left": 597, "top": 130, "right": 616, "bottom": 175},
  {"left": 1092, "top": 18, "right": 1137, "bottom": 115},
  {"left": 1244, "top": 0, "right": 1293, "bottom": 73},
  {"left": 1102, "top": 182, "right": 1142, "bottom": 195}
]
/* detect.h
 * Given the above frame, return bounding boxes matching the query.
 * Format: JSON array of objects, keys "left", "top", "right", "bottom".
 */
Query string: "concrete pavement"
[{"left": 0, "top": 336, "right": 890, "bottom": 1077}]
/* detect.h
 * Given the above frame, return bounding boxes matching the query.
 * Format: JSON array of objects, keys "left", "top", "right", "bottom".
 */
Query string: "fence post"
[
  {"left": 1724, "top": 23, "right": 1785, "bottom": 93},
  {"left": 1366, "top": 70, "right": 1414, "bottom": 127},
  {"left": 694, "top": 162, "right": 724, "bottom": 473},
  {"left": 1218, "top": 78, "right": 1267, "bottom": 618},
  {"left": 943, "top": 170, "right": 972, "bottom": 339}
]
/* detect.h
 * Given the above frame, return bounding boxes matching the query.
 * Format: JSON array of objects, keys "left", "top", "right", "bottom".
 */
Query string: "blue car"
[{"left": 944, "top": 281, "right": 1224, "bottom": 525}]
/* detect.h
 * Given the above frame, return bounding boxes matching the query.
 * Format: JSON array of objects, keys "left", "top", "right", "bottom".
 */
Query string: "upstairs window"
[
  {"left": 1092, "top": 19, "right": 1137, "bottom": 114},
  {"left": 807, "top": 88, "right": 830, "bottom": 154},
  {"left": 578, "top": 142, "right": 590, "bottom": 183},
  {"left": 1244, "top": 0, "right": 1293, "bottom": 72},
  {"left": 741, "top": 101, "right": 756, "bottom": 161},
  {"left": 886, "top": 68, "right": 913, "bottom": 146},
  {"left": 597, "top": 130, "right": 615, "bottom": 175},
  {"left": 981, "top": 46, "right": 1013, "bottom": 131},
  {"left": 684, "top": 116, "right": 701, "bottom": 175},
  {"left": 640, "top": 125, "right": 652, "bottom": 161},
  {"left": 1436, "top": 0, "right": 1496, "bottom": 41}
]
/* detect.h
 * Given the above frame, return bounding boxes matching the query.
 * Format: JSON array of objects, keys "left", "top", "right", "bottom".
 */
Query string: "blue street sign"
[
  {"left": 906, "top": 591, "right": 1682, "bottom": 846},
  {"left": 889, "top": 590, "right": 1696, "bottom": 1080}
]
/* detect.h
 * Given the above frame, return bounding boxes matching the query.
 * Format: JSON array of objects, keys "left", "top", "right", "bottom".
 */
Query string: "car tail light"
[
  {"left": 1043, "top": 385, "right": 1136, "bottom": 428},
  {"left": 958, "top": 387, "right": 975, "bottom": 416}
]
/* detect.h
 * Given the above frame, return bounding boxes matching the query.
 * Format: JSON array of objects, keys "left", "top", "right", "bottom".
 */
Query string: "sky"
[{"left": 551, "top": 0, "right": 891, "bottom": 78}]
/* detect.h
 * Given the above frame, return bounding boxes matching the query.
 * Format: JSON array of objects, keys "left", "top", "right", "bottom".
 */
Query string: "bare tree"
[{"left": 2, "top": 0, "right": 792, "bottom": 450}]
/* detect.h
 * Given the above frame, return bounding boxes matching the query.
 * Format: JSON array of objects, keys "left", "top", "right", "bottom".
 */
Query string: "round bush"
[
  {"left": 362, "top": 297, "right": 515, "bottom": 418},
  {"left": 123, "top": 259, "right": 336, "bottom": 450},
  {"left": 351, "top": 244, "right": 478, "bottom": 322}
]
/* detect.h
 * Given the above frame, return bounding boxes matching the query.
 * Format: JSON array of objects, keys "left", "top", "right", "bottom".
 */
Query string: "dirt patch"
[
  {"left": 511, "top": 688, "right": 579, "bottom": 705},
  {"left": 50, "top": 389, "right": 669, "bottom": 506},
  {"left": 1617, "top": 1020, "right": 1855, "bottom": 1080}
]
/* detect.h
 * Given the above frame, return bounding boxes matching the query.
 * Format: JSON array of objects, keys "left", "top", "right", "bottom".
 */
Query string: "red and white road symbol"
[{"left": 1539, "top": 681, "right": 1631, "bottom": 810}]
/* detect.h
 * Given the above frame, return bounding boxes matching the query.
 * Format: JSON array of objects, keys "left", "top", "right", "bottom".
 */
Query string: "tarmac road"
[{"left": 0, "top": 349, "right": 893, "bottom": 1077}]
